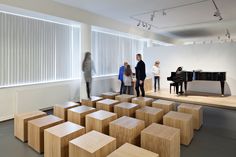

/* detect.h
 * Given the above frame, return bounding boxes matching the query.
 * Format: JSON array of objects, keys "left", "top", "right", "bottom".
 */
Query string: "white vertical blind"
[
  {"left": 0, "top": 12, "right": 80, "bottom": 88},
  {"left": 92, "top": 30, "right": 147, "bottom": 76}
]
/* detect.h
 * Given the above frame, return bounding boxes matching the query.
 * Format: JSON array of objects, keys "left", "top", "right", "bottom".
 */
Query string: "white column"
[{"left": 80, "top": 23, "right": 91, "bottom": 100}]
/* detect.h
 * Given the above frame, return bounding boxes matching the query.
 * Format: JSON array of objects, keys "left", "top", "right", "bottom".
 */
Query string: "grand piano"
[{"left": 167, "top": 71, "right": 226, "bottom": 96}]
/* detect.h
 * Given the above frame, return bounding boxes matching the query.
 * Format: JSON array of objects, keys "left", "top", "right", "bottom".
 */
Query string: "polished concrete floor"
[{"left": 0, "top": 107, "right": 236, "bottom": 157}]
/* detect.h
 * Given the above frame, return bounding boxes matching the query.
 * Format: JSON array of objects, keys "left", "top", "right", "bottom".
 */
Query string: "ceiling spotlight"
[
  {"left": 212, "top": 0, "right": 223, "bottom": 21},
  {"left": 225, "top": 29, "right": 230, "bottom": 39},
  {"left": 150, "top": 12, "right": 155, "bottom": 21},
  {"left": 142, "top": 22, "right": 146, "bottom": 27},
  {"left": 137, "top": 20, "right": 141, "bottom": 26},
  {"left": 162, "top": 10, "right": 167, "bottom": 16}
]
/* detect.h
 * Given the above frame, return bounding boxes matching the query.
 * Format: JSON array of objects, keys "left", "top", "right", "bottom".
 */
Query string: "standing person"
[
  {"left": 135, "top": 54, "right": 146, "bottom": 97},
  {"left": 82, "top": 52, "right": 93, "bottom": 99},
  {"left": 123, "top": 65, "right": 133, "bottom": 94},
  {"left": 152, "top": 61, "right": 160, "bottom": 92},
  {"left": 118, "top": 62, "right": 128, "bottom": 94}
]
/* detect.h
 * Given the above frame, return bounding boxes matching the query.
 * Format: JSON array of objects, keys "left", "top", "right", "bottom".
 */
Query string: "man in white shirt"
[{"left": 152, "top": 61, "right": 160, "bottom": 92}]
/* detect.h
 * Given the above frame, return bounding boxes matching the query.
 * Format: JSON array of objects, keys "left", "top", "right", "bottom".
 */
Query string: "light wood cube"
[
  {"left": 68, "top": 105, "right": 96, "bottom": 126},
  {"left": 163, "top": 111, "right": 193, "bottom": 145},
  {"left": 69, "top": 130, "right": 116, "bottom": 157},
  {"left": 14, "top": 111, "right": 47, "bottom": 142},
  {"left": 96, "top": 99, "right": 120, "bottom": 112},
  {"left": 178, "top": 103, "right": 203, "bottom": 130},
  {"left": 132, "top": 97, "right": 154, "bottom": 107},
  {"left": 114, "top": 102, "right": 140, "bottom": 118},
  {"left": 44, "top": 122, "right": 85, "bottom": 157},
  {"left": 115, "top": 94, "right": 136, "bottom": 102},
  {"left": 53, "top": 102, "right": 80, "bottom": 121},
  {"left": 152, "top": 100, "right": 175, "bottom": 114},
  {"left": 107, "top": 143, "right": 159, "bottom": 157},
  {"left": 81, "top": 96, "right": 103, "bottom": 108},
  {"left": 86, "top": 110, "right": 117, "bottom": 134},
  {"left": 109, "top": 116, "right": 145, "bottom": 147},
  {"left": 141, "top": 123, "right": 180, "bottom": 157},
  {"left": 28, "top": 115, "right": 64, "bottom": 153},
  {"left": 101, "top": 92, "right": 119, "bottom": 99},
  {"left": 136, "top": 106, "right": 164, "bottom": 127}
]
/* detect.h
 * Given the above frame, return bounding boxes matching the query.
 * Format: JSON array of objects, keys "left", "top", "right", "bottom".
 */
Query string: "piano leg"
[
  {"left": 220, "top": 81, "right": 225, "bottom": 96},
  {"left": 184, "top": 81, "right": 187, "bottom": 95}
]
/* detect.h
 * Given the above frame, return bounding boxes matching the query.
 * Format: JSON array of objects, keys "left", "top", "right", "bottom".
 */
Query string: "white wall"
[
  {"left": 0, "top": 76, "right": 120, "bottom": 122},
  {"left": 144, "top": 42, "right": 236, "bottom": 95}
]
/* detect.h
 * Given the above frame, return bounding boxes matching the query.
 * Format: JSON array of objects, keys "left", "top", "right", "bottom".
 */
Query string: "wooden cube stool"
[
  {"left": 69, "top": 130, "right": 116, "bottom": 157},
  {"left": 81, "top": 96, "right": 103, "bottom": 108},
  {"left": 86, "top": 110, "right": 117, "bottom": 134},
  {"left": 115, "top": 94, "right": 136, "bottom": 102},
  {"left": 114, "top": 102, "right": 140, "bottom": 118},
  {"left": 178, "top": 103, "right": 203, "bottom": 130},
  {"left": 68, "top": 105, "right": 96, "bottom": 126},
  {"left": 141, "top": 123, "right": 180, "bottom": 157},
  {"left": 136, "top": 106, "right": 164, "bottom": 127},
  {"left": 132, "top": 97, "right": 154, "bottom": 107},
  {"left": 44, "top": 122, "right": 85, "bottom": 157},
  {"left": 109, "top": 116, "right": 145, "bottom": 147},
  {"left": 53, "top": 102, "right": 80, "bottom": 121},
  {"left": 28, "top": 115, "right": 64, "bottom": 153},
  {"left": 107, "top": 143, "right": 159, "bottom": 157},
  {"left": 96, "top": 99, "right": 119, "bottom": 112},
  {"left": 101, "top": 92, "right": 119, "bottom": 99},
  {"left": 152, "top": 100, "right": 175, "bottom": 114},
  {"left": 14, "top": 111, "right": 47, "bottom": 142},
  {"left": 163, "top": 111, "right": 193, "bottom": 145}
]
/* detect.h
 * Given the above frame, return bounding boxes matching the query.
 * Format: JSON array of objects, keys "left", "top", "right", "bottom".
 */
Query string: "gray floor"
[{"left": 0, "top": 107, "right": 236, "bottom": 157}]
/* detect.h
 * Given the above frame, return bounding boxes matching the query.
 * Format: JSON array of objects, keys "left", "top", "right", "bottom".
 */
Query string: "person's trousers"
[
  {"left": 123, "top": 86, "right": 132, "bottom": 95},
  {"left": 119, "top": 81, "right": 124, "bottom": 94},
  {"left": 135, "top": 79, "right": 145, "bottom": 97},
  {"left": 86, "top": 82, "right": 91, "bottom": 99},
  {"left": 154, "top": 76, "right": 160, "bottom": 91}
]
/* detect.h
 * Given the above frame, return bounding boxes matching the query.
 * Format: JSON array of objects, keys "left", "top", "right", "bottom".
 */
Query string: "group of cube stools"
[{"left": 14, "top": 92, "right": 203, "bottom": 157}]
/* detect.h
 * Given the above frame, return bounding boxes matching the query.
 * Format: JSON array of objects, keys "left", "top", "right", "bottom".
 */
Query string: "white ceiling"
[{"left": 54, "top": 0, "right": 236, "bottom": 43}]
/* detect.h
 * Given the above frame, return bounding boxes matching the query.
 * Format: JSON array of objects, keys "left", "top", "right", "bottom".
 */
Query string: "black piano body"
[{"left": 167, "top": 71, "right": 226, "bottom": 95}]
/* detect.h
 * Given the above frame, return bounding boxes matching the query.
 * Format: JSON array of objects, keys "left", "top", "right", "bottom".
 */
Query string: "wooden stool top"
[
  {"left": 14, "top": 111, "right": 46, "bottom": 119},
  {"left": 115, "top": 102, "right": 139, "bottom": 109},
  {"left": 136, "top": 106, "right": 163, "bottom": 115},
  {"left": 45, "top": 122, "right": 84, "bottom": 138},
  {"left": 110, "top": 116, "right": 144, "bottom": 129},
  {"left": 82, "top": 96, "right": 103, "bottom": 102},
  {"left": 179, "top": 103, "right": 202, "bottom": 110},
  {"left": 142, "top": 123, "right": 180, "bottom": 140},
  {"left": 152, "top": 99, "right": 175, "bottom": 105},
  {"left": 97, "top": 99, "right": 119, "bottom": 105},
  {"left": 54, "top": 102, "right": 79, "bottom": 109},
  {"left": 132, "top": 97, "right": 154, "bottom": 102},
  {"left": 69, "top": 105, "right": 95, "bottom": 114},
  {"left": 107, "top": 143, "right": 158, "bottom": 157},
  {"left": 70, "top": 130, "right": 116, "bottom": 153},
  {"left": 115, "top": 94, "right": 136, "bottom": 99},
  {"left": 28, "top": 115, "right": 63, "bottom": 127},
  {"left": 102, "top": 92, "right": 119, "bottom": 97},
  {"left": 164, "top": 111, "right": 192, "bottom": 122},
  {"left": 86, "top": 110, "right": 117, "bottom": 120}
]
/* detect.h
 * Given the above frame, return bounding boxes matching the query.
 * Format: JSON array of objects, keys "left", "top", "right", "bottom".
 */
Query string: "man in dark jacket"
[{"left": 135, "top": 54, "right": 146, "bottom": 97}]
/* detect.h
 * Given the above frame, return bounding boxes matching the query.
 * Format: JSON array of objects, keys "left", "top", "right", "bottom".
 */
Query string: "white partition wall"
[{"left": 144, "top": 43, "right": 236, "bottom": 95}]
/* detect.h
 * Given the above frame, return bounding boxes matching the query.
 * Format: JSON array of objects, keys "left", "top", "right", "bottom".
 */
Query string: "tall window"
[
  {"left": 92, "top": 28, "right": 147, "bottom": 76},
  {"left": 0, "top": 11, "right": 80, "bottom": 88}
]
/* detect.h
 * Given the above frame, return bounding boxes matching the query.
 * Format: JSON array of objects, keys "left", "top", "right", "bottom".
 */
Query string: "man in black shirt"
[{"left": 135, "top": 54, "right": 146, "bottom": 97}]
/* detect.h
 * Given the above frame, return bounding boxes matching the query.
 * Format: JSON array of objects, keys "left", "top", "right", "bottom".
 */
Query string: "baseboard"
[{"left": 0, "top": 114, "right": 14, "bottom": 122}]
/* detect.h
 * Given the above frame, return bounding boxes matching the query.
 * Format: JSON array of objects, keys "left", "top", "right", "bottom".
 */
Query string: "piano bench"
[{"left": 170, "top": 83, "right": 177, "bottom": 94}]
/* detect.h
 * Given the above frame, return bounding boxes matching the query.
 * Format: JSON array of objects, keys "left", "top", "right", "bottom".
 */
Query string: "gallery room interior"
[{"left": 0, "top": 0, "right": 236, "bottom": 157}]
